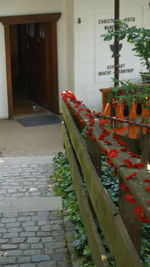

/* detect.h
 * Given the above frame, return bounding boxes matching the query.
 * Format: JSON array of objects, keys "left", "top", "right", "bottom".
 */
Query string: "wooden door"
[
  {"left": 27, "top": 22, "right": 59, "bottom": 113},
  {"left": 0, "top": 13, "right": 61, "bottom": 118}
]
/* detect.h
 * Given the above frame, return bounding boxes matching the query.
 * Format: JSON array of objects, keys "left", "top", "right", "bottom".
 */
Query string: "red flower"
[
  {"left": 125, "top": 173, "right": 138, "bottom": 180},
  {"left": 145, "top": 186, "right": 150, "bottom": 192},
  {"left": 134, "top": 163, "right": 145, "bottom": 169},
  {"left": 86, "top": 128, "right": 93, "bottom": 135},
  {"left": 74, "top": 104, "right": 80, "bottom": 108},
  {"left": 113, "top": 135, "right": 126, "bottom": 146},
  {"left": 90, "top": 136, "right": 96, "bottom": 141},
  {"left": 134, "top": 205, "right": 143, "bottom": 216},
  {"left": 144, "top": 179, "right": 150, "bottom": 182},
  {"left": 102, "top": 128, "right": 110, "bottom": 135},
  {"left": 98, "top": 134, "right": 106, "bottom": 140},
  {"left": 78, "top": 108, "right": 84, "bottom": 113},
  {"left": 128, "top": 152, "right": 140, "bottom": 158},
  {"left": 119, "top": 183, "right": 130, "bottom": 192},
  {"left": 86, "top": 108, "right": 92, "bottom": 113},
  {"left": 147, "top": 200, "right": 150, "bottom": 205},
  {"left": 140, "top": 216, "right": 149, "bottom": 223},
  {"left": 124, "top": 194, "right": 136, "bottom": 203},
  {"left": 114, "top": 166, "right": 118, "bottom": 175},
  {"left": 106, "top": 158, "right": 114, "bottom": 168},
  {"left": 100, "top": 149, "right": 108, "bottom": 156},
  {"left": 88, "top": 117, "right": 95, "bottom": 126},
  {"left": 124, "top": 159, "right": 133, "bottom": 168},
  {"left": 79, "top": 121, "right": 85, "bottom": 125},
  {"left": 104, "top": 140, "right": 112, "bottom": 145},
  {"left": 121, "top": 147, "right": 128, "bottom": 152},
  {"left": 108, "top": 149, "right": 119, "bottom": 158},
  {"left": 99, "top": 119, "right": 107, "bottom": 127}
]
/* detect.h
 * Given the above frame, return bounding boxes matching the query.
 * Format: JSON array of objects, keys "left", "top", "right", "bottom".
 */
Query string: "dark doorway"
[{"left": 0, "top": 13, "right": 61, "bottom": 118}]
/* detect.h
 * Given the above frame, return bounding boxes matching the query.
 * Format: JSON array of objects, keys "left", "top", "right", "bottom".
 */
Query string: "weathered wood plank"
[
  {"left": 118, "top": 167, "right": 150, "bottom": 221},
  {"left": 119, "top": 177, "right": 141, "bottom": 254},
  {"left": 62, "top": 122, "right": 109, "bottom": 267},
  {"left": 62, "top": 101, "right": 142, "bottom": 267},
  {"left": 67, "top": 99, "right": 150, "bottom": 220}
]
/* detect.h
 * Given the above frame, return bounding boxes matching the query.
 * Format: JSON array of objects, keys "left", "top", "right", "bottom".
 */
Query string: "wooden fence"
[
  {"left": 62, "top": 97, "right": 150, "bottom": 267},
  {"left": 100, "top": 88, "right": 150, "bottom": 139}
]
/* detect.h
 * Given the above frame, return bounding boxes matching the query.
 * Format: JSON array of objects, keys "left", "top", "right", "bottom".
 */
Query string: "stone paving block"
[
  {"left": 25, "top": 226, "right": 38, "bottom": 231},
  {"left": 0, "top": 238, "right": 8, "bottom": 243},
  {"left": 54, "top": 253, "right": 69, "bottom": 261},
  {"left": 31, "top": 243, "right": 43, "bottom": 249},
  {"left": 7, "top": 249, "right": 22, "bottom": 256},
  {"left": 17, "top": 216, "right": 31, "bottom": 222},
  {"left": 1, "top": 244, "right": 18, "bottom": 249},
  {"left": 0, "top": 228, "right": 7, "bottom": 233},
  {"left": 41, "top": 237, "right": 53, "bottom": 243},
  {"left": 11, "top": 237, "right": 26, "bottom": 243},
  {"left": 3, "top": 232, "right": 19, "bottom": 238},
  {"left": 22, "top": 221, "right": 35, "bottom": 227},
  {"left": 37, "top": 211, "right": 49, "bottom": 217},
  {"left": 20, "top": 232, "right": 36, "bottom": 237},
  {"left": 27, "top": 237, "right": 40, "bottom": 243},
  {"left": 0, "top": 256, "right": 16, "bottom": 264},
  {"left": 41, "top": 226, "right": 51, "bottom": 231},
  {"left": 38, "top": 262, "right": 57, "bottom": 267},
  {"left": 23, "top": 249, "right": 42, "bottom": 256},
  {"left": 19, "top": 243, "right": 30, "bottom": 249},
  {"left": 8, "top": 227, "right": 22, "bottom": 232},
  {"left": 32, "top": 254, "right": 51, "bottom": 262},
  {"left": 20, "top": 264, "right": 36, "bottom": 267},
  {"left": 1, "top": 217, "right": 16, "bottom": 223},
  {"left": 45, "top": 242, "right": 66, "bottom": 249},
  {"left": 6, "top": 222, "right": 20, "bottom": 228},
  {"left": 18, "top": 256, "right": 31, "bottom": 263},
  {"left": 37, "top": 231, "right": 51, "bottom": 237},
  {"left": 37, "top": 220, "right": 49, "bottom": 226}
]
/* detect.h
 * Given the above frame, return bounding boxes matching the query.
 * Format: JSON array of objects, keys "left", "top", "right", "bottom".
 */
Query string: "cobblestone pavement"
[{"left": 0, "top": 156, "right": 72, "bottom": 266}]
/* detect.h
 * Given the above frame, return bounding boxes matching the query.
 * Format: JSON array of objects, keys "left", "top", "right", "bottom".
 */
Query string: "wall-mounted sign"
[{"left": 94, "top": 9, "right": 142, "bottom": 84}]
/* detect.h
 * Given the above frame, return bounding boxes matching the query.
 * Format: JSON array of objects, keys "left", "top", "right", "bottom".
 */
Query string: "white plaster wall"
[
  {"left": 0, "top": 24, "right": 8, "bottom": 119},
  {"left": 73, "top": 0, "right": 150, "bottom": 112},
  {"left": 65, "top": 0, "right": 74, "bottom": 92},
  {"left": 0, "top": 0, "right": 69, "bottom": 117}
]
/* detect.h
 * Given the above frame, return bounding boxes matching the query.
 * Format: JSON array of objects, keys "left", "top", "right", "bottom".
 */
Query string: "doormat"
[{"left": 17, "top": 114, "right": 61, "bottom": 127}]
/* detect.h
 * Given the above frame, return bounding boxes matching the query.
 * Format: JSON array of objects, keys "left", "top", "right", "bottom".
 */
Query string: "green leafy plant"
[
  {"left": 53, "top": 152, "right": 150, "bottom": 265},
  {"left": 106, "top": 79, "right": 150, "bottom": 110},
  {"left": 53, "top": 152, "right": 94, "bottom": 267},
  {"left": 103, "top": 20, "right": 150, "bottom": 79}
]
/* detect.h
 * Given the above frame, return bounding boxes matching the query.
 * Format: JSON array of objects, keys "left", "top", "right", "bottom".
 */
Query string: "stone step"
[
  {"left": 0, "top": 155, "right": 55, "bottom": 165},
  {"left": 0, "top": 197, "right": 62, "bottom": 212}
]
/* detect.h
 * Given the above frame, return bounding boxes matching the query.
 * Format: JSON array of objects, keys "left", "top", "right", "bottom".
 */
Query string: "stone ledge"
[{"left": 0, "top": 197, "right": 62, "bottom": 212}]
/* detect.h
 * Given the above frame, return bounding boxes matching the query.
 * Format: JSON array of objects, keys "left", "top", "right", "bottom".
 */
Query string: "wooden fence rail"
[
  {"left": 100, "top": 88, "right": 150, "bottom": 138},
  {"left": 62, "top": 96, "right": 150, "bottom": 267}
]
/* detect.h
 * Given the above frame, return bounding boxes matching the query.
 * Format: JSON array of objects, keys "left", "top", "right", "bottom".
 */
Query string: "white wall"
[
  {"left": 0, "top": 24, "right": 8, "bottom": 119},
  {"left": 0, "top": 0, "right": 69, "bottom": 118},
  {"left": 73, "top": 0, "right": 150, "bottom": 112}
]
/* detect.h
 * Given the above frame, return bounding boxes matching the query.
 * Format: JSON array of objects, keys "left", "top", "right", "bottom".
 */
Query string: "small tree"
[{"left": 103, "top": 20, "right": 150, "bottom": 81}]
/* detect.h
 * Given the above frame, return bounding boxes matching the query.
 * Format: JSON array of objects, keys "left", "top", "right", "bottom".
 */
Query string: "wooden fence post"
[{"left": 119, "top": 177, "right": 141, "bottom": 254}]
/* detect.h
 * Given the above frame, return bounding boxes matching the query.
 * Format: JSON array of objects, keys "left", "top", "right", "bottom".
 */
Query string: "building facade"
[{"left": 0, "top": 0, "right": 149, "bottom": 118}]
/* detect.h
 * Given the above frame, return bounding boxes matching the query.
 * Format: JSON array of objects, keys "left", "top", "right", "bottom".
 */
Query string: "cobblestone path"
[{"left": 0, "top": 155, "right": 71, "bottom": 267}]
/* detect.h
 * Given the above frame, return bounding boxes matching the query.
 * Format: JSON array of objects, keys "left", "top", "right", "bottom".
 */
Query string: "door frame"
[{"left": 0, "top": 13, "right": 61, "bottom": 118}]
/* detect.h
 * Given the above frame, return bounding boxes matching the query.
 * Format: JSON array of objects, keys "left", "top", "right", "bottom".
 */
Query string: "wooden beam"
[
  {"left": 0, "top": 13, "right": 61, "bottom": 25},
  {"left": 62, "top": 101, "right": 142, "bottom": 267},
  {"left": 114, "top": 0, "right": 120, "bottom": 86},
  {"left": 63, "top": 122, "right": 109, "bottom": 267}
]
